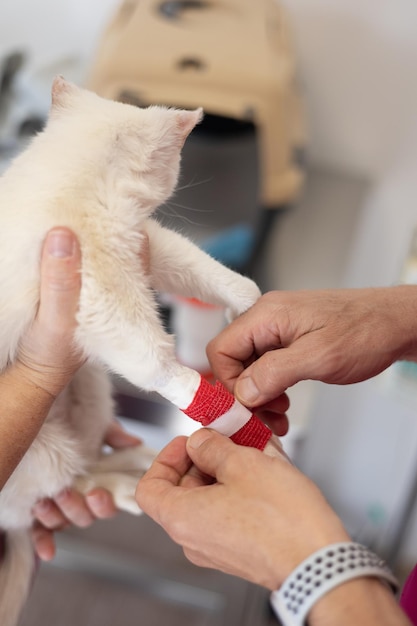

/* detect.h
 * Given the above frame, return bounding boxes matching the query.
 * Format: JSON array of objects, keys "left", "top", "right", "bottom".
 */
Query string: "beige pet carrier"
[{"left": 88, "top": 0, "right": 306, "bottom": 213}]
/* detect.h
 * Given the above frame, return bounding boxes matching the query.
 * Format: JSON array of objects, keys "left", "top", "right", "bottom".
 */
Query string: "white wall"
[
  {"left": 344, "top": 130, "right": 417, "bottom": 289},
  {"left": 300, "top": 107, "right": 417, "bottom": 568},
  {"left": 0, "top": 0, "right": 119, "bottom": 90},
  {"left": 283, "top": 0, "right": 417, "bottom": 179},
  {"left": 273, "top": 0, "right": 417, "bottom": 568}
]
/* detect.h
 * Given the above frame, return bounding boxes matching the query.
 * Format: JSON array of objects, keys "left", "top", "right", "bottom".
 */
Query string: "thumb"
[
  {"left": 39, "top": 228, "right": 81, "bottom": 330},
  {"left": 186, "top": 428, "right": 240, "bottom": 481},
  {"left": 234, "top": 345, "right": 310, "bottom": 407}
]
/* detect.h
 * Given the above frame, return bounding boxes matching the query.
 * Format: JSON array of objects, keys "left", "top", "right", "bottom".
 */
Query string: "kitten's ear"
[
  {"left": 175, "top": 108, "right": 203, "bottom": 145},
  {"left": 51, "top": 75, "right": 78, "bottom": 111}
]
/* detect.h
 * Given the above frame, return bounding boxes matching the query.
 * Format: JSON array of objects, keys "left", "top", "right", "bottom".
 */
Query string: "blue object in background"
[{"left": 201, "top": 223, "right": 255, "bottom": 270}]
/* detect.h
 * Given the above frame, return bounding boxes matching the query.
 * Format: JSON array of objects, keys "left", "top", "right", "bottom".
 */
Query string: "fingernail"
[
  {"left": 86, "top": 492, "right": 105, "bottom": 509},
  {"left": 55, "top": 487, "right": 71, "bottom": 502},
  {"left": 187, "top": 428, "right": 213, "bottom": 449},
  {"left": 235, "top": 377, "right": 260, "bottom": 404},
  {"left": 47, "top": 229, "right": 75, "bottom": 258},
  {"left": 33, "top": 498, "right": 51, "bottom": 514}
]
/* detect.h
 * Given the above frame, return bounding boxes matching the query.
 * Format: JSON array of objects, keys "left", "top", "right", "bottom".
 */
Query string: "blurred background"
[{"left": 1, "top": 1, "right": 417, "bottom": 624}]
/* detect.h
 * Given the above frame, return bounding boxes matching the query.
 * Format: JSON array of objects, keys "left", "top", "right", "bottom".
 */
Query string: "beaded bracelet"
[{"left": 270, "top": 542, "right": 399, "bottom": 626}]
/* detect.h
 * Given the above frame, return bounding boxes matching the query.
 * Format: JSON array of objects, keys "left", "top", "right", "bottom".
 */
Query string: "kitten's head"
[{"left": 48, "top": 76, "right": 203, "bottom": 214}]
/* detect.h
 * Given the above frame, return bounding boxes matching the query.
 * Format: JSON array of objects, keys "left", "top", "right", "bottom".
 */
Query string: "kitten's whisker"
[
  {"left": 175, "top": 176, "right": 213, "bottom": 192},
  {"left": 167, "top": 200, "right": 213, "bottom": 214},
  {"left": 158, "top": 206, "right": 209, "bottom": 228}
]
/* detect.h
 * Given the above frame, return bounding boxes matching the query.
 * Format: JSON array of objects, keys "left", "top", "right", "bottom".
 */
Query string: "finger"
[
  {"left": 256, "top": 409, "right": 289, "bottom": 436},
  {"left": 233, "top": 340, "right": 316, "bottom": 407},
  {"left": 104, "top": 420, "right": 142, "bottom": 449},
  {"left": 253, "top": 393, "right": 290, "bottom": 436},
  {"left": 53, "top": 488, "right": 95, "bottom": 527},
  {"left": 31, "top": 522, "right": 57, "bottom": 561},
  {"left": 206, "top": 323, "right": 254, "bottom": 392},
  {"left": 85, "top": 489, "right": 118, "bottom": 519},
  {"left": 183, "top": 546, "right": 212, "bottom": 569},
  {"left": 38, "top": 228, "right": 81, "bottom": 333},
  {"left": 32, "top": 498, "right": 68, "bottom": 529},
  {"left": 263, "top": 393, "right": 291, "bottom": 414},
  {"left": 180, "top": 462, "right": 216, "bottom": 489},
  {"left": 207, "top": 305, "right": 282, "bottom": 392},
  {"left": 143, "top": 437, "right": 192, "bottom": 485},
  {"left": 185, "top": 429, "right": 245, "bottom": 482},
  {"left": 135, "top": 436, "right": 191, "bottom": 520}
]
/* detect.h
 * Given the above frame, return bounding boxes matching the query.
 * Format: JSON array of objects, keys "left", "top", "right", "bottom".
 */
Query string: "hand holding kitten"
[
  {"left": 14, "top": 227, "right": 84, "bottom": 399},
  {"left": 0, "top": 227, "right": 139, "bottom": 558}
]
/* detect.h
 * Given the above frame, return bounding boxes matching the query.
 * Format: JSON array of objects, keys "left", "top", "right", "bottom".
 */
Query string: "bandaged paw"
[{"left": 182, "top": 376, "right": 273, "bottom": 451}]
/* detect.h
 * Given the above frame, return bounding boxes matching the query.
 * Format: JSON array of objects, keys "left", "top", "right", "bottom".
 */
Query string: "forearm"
[
  {"left": 309, "top": 577, "right": 410, "bottom": 626},
  {"left": 0, "top": 363, "right": 55, "bottom": 489}
]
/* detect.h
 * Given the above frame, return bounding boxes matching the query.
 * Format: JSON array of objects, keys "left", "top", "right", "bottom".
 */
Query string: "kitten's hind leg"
[
  {"left": 92, "top": 444, "right": 157, "bottom": 475},
  {"left": 75, "top": 471, "right": 141, "bottom": 515},
  {"left": 74, "top": 445, "right": 157, "bottom": 515}
]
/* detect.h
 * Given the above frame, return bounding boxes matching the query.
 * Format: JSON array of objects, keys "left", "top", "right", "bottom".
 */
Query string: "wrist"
[
  {"left": 270, "top": 542, "right": 400, "bottom": 626},
  {"left": 0, "top": 362, "right": 60, "bottom": 488},
  {"left": 389, "top": 285, "right": 417, "bottom": 361},
  {"left": 12, "top": 352, "right": 80, "bottom": 399},
  {"left": 266, "top": 511, "right": 351, "bottom": 591},
  {"left": 5, "top": 361, "right": 58, "bottom": 402},
  {"left": 308, "top": 577, "right": 405, "bottom": 626}
]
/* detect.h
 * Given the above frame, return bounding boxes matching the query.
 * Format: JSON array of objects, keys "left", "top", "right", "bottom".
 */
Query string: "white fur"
[{"left": 0, "top": 77, "right": 261, "bottom": 624}]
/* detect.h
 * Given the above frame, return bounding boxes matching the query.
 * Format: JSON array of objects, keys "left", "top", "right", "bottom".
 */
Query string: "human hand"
[
  {"left": 136, "top": 428, "right": 349, "bottom": 590},
  {"left": 32, "top": 420, "right": 141, "bottom": 561},
  {"left": 248, "top": 394, "right": 290, "bottom": 437},
  {"left": 14, "top": 227, "right": 84, "bottom": 398},
  {"left": 207, "top": 286, "right": 417, "bottom": 410}
]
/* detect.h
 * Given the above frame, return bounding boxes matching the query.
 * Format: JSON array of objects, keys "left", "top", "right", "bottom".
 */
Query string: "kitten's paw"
[
  {"left": 111, "top": 474, "right": 143, "bottom": 515},
  {"left": 225, "top": 277, "right": 261, "bottom": 322},
  {"left": 74, "top": 446, "right": 158, "bottom": 516},
  {"left": 74, "top": 471, "right": 142, "bottom": 515}
]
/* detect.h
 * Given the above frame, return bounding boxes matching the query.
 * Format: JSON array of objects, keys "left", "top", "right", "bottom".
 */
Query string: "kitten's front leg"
[
  {"left": 78, "top": 274, "right": 280, "bottom": 456},
  {"left": 160, "top": 369, "right": 285, "bottom": 458},
  {"left": 144, "top": 219, "right": 261, "bottom": 319},
  {"left": 87, "top": 321, "right": 276, "bottom": 454}
]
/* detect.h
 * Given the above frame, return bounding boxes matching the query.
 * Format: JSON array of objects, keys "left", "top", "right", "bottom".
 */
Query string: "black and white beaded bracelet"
[{"left": 270, "top": 542, "right": 399, "bottom": 626}]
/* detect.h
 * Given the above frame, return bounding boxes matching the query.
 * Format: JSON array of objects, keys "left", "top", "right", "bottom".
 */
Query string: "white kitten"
[{"left": 0, "top": 77, "right": 262, "bottom": 625}]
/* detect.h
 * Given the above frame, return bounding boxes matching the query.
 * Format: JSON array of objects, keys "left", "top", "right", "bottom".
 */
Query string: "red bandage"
[
  {"left": 184, "top": 378, "right": 234, "bottom": 425},
  {"left": 230, "top": 414, "right": 272, "bottom": 449},
  {"left": 182, "top": 376, "right": 272, "bottom": 450}
]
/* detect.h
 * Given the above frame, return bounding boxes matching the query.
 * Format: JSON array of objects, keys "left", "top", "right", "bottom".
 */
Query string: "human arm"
[
  {"left": 25, "top": 228, "right": 150, "bottom": 559},
  {"left": 136, "top": 428, "right": 410, "bottom": 626},
  {"left": 206, "top": 286, "right": 417, "bottom": 411},
  {"left": 0, "top": 228, "right": 84, "bottom": 488}
]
